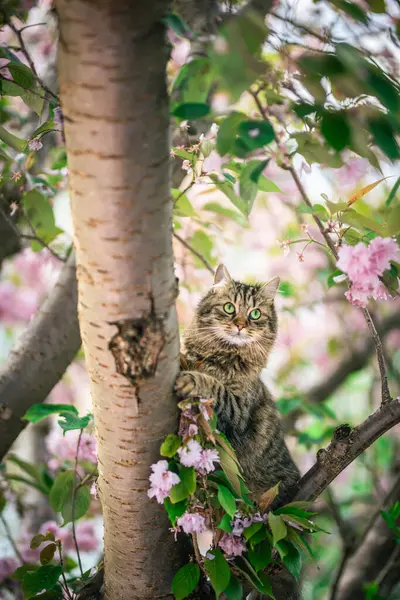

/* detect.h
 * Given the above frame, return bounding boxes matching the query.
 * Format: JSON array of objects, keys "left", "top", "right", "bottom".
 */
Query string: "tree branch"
[
  {"left": 335, "top": 474, "right": 400, "bottom": 600},
  {"left": 0, "top": 253, "right": 81, "bottom": 460},
  {"left": 281, "top": 398, "right": 400, "bottom": 505}
]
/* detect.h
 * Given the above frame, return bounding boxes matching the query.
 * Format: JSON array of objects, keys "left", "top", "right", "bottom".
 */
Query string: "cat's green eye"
[
  {"left": 223, "top": 302, "right": 235, "bottom": 315},
  {"left": 249, "top": 308, "right": 261, "bottom": 320}
]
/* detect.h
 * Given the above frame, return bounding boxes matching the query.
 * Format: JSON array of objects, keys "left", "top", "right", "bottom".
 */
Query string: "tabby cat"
[{"left": 175, "top": 264, "right": 301, "bottom": 599}]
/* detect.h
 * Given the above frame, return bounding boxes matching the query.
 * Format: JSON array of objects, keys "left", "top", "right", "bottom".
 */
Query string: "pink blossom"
[
  {"left": 0, "top": 281, "right": 38, "bottom": 324},
  {"left": 188, "top": 424, "right": 198, "bottom": 437},
  {"left": 0, "top": 557, "right": 18, "bottom": 583},
  {"left": 46, "top": 429, "right": 97, "bottom": 470},
  {"left": 177, "top": 512, "right": 206, "bottom": 534},
  {"left": 177, "top": 440, "right": 203, "bottom": 468},
  {"left": 337, "top": 238, "right": 399, "bottom": 307},
  {"left": 218, "top": 533, "right": 246, "bottom": 557},
  {"left": 0, "top": 59, "right": 12, "bottom": 80},
  {"left": 148, "top": 460, "right": 180, "bottom": 504},
  {"left": 72, "top": 521, "right": 98, "bottom": 552},
  {"left": 197, "top": 448, "right": 219, "bottom": 474},
  {"left": 199, "top": 399, "right": 212, "bottom": 421},
  {"left": 11, "top": 171, "right": 21, "bottom": 182},
  {"left": 203, "top": 151, "right": 224, "bottom": 175},
  {"left": 28, "top": 138, "right": 43, "bottom": 151},
  {"left": 369, "top": 237, "right": 399, "bottom": 273}
]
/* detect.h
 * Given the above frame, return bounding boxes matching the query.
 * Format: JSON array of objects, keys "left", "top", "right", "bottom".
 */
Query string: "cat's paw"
[{"left": 175, "top": 371, "right": 203, "bottom": 398}]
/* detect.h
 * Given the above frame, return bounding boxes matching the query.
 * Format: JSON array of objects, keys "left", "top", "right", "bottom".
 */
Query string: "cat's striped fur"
[{"left": 175, "top": 264, "right": 300, "bottom": 600}]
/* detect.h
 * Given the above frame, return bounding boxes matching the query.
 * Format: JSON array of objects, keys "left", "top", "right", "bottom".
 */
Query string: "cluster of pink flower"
[
  {"left": 0, "top": 249, "right": 60, "bottom": 324},
  {"left": 45, "top": 429, "right": 97, "bottom": 472},
  {"left": 177, "top": 440, "right": 220, "bottom": 475},
  {"left": 218, "top": 512, "right": 264, "bottom": 558},
  {"left": 337, "top": 237, "right": 399, "bottom": 308},
  {"left": 18, "top": 520, "right": 98, "bottom": 564}
]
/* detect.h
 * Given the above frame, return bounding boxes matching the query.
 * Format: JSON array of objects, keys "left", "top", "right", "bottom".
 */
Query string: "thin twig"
[
  {"left": 375, "top": 545, "right": 400, "bottom": 585},
  {"left": 286, "top": 164, "right": 392, "bottom": 403},
  {"left": 5, "top": 18, "right": 59, "bottom": 103},
  {"left": 0, "top": 512, "right": 25, "bottom": 564},
  {"left": 362, "top": 308, "right": 391, "bottom": 403},
  {"left": 0, "top": 206, "right": 66, "bottom": 262},
  {"left": 173, "top": 232, "right": 215, "bottom": 275},
  {"left": 329, "top": 546, "right": 353, "bottom": 600},
  {"left": 72, "top": 429, "right": 84, "bottom": 578},
  {"left": 325, "top": 487, "right": 354, "bottom": 549},
  {"left": 57, "top": 542, "right": 74, "bottom": 600}
]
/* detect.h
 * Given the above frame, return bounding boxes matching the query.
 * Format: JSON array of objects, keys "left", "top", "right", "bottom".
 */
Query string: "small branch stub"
[{"left": 108, "top": 315, "right": 165, "bottom": 386}]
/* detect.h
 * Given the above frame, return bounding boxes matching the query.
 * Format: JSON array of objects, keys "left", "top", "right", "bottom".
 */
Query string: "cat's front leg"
[
  {"left": 175, "top": 371, "right": 246, "bottom": 430},
  {"left": 175, "top": 370, "right": 215, "bottom": 399}
]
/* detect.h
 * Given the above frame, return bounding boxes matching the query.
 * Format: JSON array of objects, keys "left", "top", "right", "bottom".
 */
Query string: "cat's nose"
[{"left": 235, "top": 322, "right": 246, "bottom": 332}]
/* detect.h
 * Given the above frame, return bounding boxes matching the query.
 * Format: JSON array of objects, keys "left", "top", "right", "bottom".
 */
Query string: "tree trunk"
[{"left": 56, "top": 2, "right": 183, "bottom": 599}]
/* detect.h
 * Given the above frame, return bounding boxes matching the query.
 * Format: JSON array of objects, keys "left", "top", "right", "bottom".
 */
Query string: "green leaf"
[
  {"left": 328, "top": 269, "right": 345, "bottom": 288},
  {"left": 22, "top": 564, "right": 62, "bottom": 598},
  {"left": 368, "top": 116, "right": 400, "bottom": 160},
  {"left": 30, "top": 120, "right": 57, "bottom": 139},
  {"left": 49, "top": 471, "right": 74, "bottom": 512},
  {"left": 268, "top": 513, "right": 287, "bottom": 545},
  {"left": 204, "top": 549, "right": 231, "bottom": 597},
  {"left": 218, "top": 446, "right": 242, "bottom": 495},
  {"left": 169, "top": 466, "right": 196, "bottom": 503},
  {"left": 209, "top": 10, "right": 267, "bottom": 102},
  {"left": 40, "top": 543, "right": 57, "bottom": 566},
  {"left": 237, "top": 120, "right": 275, "bottom": 151},
  {"left": 217, "top": 484, "right": 237, "bottom": 517},
  {"left": 248, "top": 539, "right": 272, "bottom": 571},
  {"left": 0, "top": 123, "right": 27, "bottom": 152},
  {"left": 386, "top": 176, "right": 400, "bottom": 207},
  {"left": 249, "top": 525, "right": 269, "bottom": 547},
  {"left": 387, "top": 206, "right": 400, "bottom": 236},
  {"left": 293, "top": 133, "right": 343, "bottom": 168},
  {"left": 341, "top": 208, "right": 387, "bottom": 235},
  {"left": 281, "top": 541, "right": 303, "bottom": 580},
  {"left": 160, "top": 434, "right": 182, "bottom": 458},
  {"left": 216, "top": 112, "right": 247, "bottom": 156},
  {"left": 331, "top": 0, "right": 368, "bottom": 22},
  {"left": 203, "top": 202, "right": 248, "bottom": 227},
  {"left": 61, "top": 484, "right": 91, "bottom": 525},
  {"left": 12, "top": 564, "right": 40, "bottom": 581},
  {"left": 173, "top": 103, "right": 210, "bottom": 120},
  {"left": 276, "top": 397, "right": 302, "bottom": 415},
  {"left": 30, "top": 533, "right": 46, "bottom": 550},
  {"left": 171, "top": 58, "right": 212, "bottom": 105},
  {"left": 188, "top": 230, "right": 216, "bottom": 269},
  {"left": 365, "top": 0, "right": 385, "bottom": 12},
  {"left": 58, "top": 412, "right": 92, "bottom": 434},
  {"left": 172, "top": 189, "right": 197, "bottom": 218},
  {"left": 234, "top": 556, "right": 275, "bottom": 598},
  {"left": 258, "top": 177, "right": 283, "bottom": 193},
  {"left": 7, "top": 455, "right": 45, "bottom": 487},
  {"left": 23, "top": 404, "right": 78, "bottom": 424},
  {"left": 22, "top": 190, "right": 60, "bottom": 245},
  {"left": 224, "top": 574, "right": 243, "bottom": 600},
  {"left": 172, "top": 148, "right": 193, "bottom": 161},
  {"left": 163, "top": 13, "right": 194, "bottom": 39},
  {"left": 217, "top": 513, "right": 233, "bottom": 533},
  {"left": 164, "top": 498, "right": 188, "bottom": 526},
  {"left": 209, "top": 173, "right": 248, "bottom": 216},
  {"left": 172, "top": 563, "right": 200, "bottom": 600},
  {"left": 243, "top": 521, "right": 263, "bottom": 541}
]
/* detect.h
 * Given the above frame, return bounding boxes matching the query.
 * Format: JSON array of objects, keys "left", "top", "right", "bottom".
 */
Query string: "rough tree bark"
[{"left": 55, "top": 2, "right": 183, "bottom": 599}]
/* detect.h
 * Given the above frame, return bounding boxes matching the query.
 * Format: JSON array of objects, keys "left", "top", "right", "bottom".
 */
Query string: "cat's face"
[{"left": 195, "top": 264, "right": 279, "bottom": 350}]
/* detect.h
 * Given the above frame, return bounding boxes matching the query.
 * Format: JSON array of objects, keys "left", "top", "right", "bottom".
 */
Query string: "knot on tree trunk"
[{"left": 108, "top": 312, "right": 165, "bottom": 387}]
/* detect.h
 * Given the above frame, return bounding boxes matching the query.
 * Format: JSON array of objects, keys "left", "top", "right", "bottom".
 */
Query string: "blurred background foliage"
[{"left": 0, "top": 0, "right": 399, "bottom": 598}]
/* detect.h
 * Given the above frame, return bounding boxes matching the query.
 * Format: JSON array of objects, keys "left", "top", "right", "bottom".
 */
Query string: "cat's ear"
[
  {"left": 213, "top": 264, "right": 232, "bottom": 288},
  {"left": 259, "top": 276, "right": 280, "bottom": 300}
]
